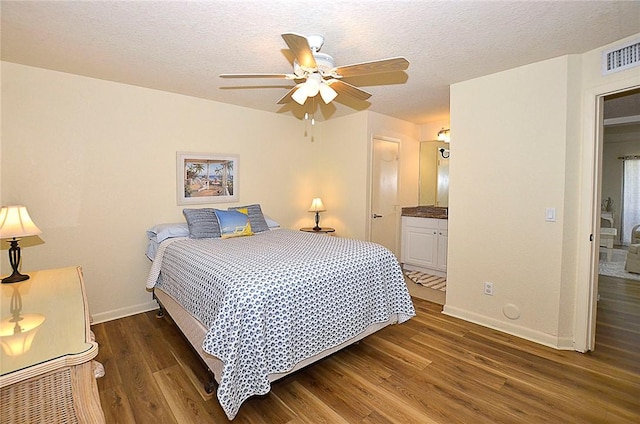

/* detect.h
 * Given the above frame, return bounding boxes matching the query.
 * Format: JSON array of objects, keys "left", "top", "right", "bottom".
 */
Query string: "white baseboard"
[
  {"left": 442, "top": 305, "right": 575, "bottom": 351},
  {"left": 90, "top": 300, "right": 159, "bottom": 324}
]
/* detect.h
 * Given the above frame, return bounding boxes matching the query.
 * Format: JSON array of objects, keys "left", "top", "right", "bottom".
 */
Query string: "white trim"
[
  {"left": 574, "top": 77, "right": 640, "bottom": 353},
  {"left": 443, "top": 305, "right": 574, "bottom": 350},
  {"left": 90, "top": 299, "right": 158, "bottom": 324}
]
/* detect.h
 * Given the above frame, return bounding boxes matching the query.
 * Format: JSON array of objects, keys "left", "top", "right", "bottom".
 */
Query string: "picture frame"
[{"left": 176, "top": 152, "right": 239, "bottom": 205}]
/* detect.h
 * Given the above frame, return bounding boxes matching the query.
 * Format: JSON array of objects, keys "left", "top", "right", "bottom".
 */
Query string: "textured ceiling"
[{"left": 1, "top": 1, "right": 639, "bottom": 124}]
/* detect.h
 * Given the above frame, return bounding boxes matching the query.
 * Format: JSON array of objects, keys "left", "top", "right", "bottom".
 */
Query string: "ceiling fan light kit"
[{"left": 220, "top": 33, "right": 409, "bottom": 114}]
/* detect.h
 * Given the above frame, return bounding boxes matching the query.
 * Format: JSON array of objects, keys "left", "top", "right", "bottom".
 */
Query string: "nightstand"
[
  {"left": 0, "top": 266, "right": 105, "bottom": 423},
  {"left": 300, "top": 227, "right": 336, "bottom": 235}
]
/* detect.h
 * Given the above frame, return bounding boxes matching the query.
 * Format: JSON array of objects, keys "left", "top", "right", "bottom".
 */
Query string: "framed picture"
[{"left": 177, "top": 152, "right": 239, "bottom": 205}]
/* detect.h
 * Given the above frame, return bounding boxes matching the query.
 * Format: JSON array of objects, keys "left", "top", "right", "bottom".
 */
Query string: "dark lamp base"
[
  {"left": 3, "top": 239, "right": 30, "bottom": 284},
  {"left": 2, "top": 271, "right": 30, "bottom": 284}
]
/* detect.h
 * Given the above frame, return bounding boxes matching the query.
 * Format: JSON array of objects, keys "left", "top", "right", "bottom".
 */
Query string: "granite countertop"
[{"left": 401, "top": 206, "right": 448, "bottom": 219}]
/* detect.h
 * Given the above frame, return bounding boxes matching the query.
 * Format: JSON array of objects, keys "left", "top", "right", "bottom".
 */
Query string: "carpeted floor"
[
  {"left": 599, "top": 248, "right": 640, "bottom": 281},
  {"left": 404, "top": 270, "right": 447, "bottom": 291}
]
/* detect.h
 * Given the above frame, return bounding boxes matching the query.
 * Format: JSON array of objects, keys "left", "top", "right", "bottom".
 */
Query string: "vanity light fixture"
[
  {"left": 439, "top": 148, "right": 450, "bottom": 159},
  {"left": 437, "top": 128, "right": 450, "bottom": 143}
]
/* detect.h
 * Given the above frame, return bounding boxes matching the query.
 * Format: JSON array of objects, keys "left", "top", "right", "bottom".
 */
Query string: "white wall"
[{"left": 1, "top": 62, "right": 317, "bottom": 322}]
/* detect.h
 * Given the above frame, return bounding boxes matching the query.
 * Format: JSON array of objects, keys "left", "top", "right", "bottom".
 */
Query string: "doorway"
[
  {"left": 593, "top": 89, "right": 640, "bottom": 362},
  {"left": 580, "top": 84, "right": 640, "bottom": 352},
  {"left": 370, "top": 138, "right": 400, "bottom": 255}
]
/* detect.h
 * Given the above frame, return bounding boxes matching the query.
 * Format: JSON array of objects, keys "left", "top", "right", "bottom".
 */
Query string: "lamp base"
[
  {"left": 2, "top": 271, "right": 29, "bottom": 284},
  {"left": 3, "top": 239, "right": 29, "bottom": 284},
  {"left": 313, "top": 211, "right": 322, "bottom": 232}
]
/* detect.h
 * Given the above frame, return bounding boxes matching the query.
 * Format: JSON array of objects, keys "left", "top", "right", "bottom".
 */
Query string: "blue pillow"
[
  {"left": 182, "top": 208, "right": 221, "bottom": 239},
  {"left": 214, "top": 209, "right": 253, "bottom": 238}
]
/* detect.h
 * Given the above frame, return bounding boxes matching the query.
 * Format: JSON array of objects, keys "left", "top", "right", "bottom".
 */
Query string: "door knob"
[{"left": 372, "top": 214, "right": 383, "bottom": 218}]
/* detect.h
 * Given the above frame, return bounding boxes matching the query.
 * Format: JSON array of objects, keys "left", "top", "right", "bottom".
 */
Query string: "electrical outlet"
[{"left": 484, "top": 282, "right": 494, "bottom": 296}]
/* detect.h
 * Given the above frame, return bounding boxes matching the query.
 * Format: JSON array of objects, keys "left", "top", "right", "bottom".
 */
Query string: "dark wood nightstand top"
[{"left": 300, "top": 227, "right": 335, "bottom": 234}]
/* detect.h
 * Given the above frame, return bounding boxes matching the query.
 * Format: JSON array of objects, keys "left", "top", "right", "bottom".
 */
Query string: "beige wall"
[
  {"left": 315, "top": 111, "right": 420, "bottom": 245},
  {"left": 6, "top": 31, "right": 636, "bottom": 345},
  {"left": 446, "top": 32, "right": 640, "bottom": 350},
  {"left": 313, "top": 112, "right": 369, "bottom": 239},
  {"left": 1, "top": 62, "right": 422, "bottom": 323},
  {"left": 419, "top": 120, "right": 450, "bottom": 142},
  {"left": 446, "top": 56, "right": 574, "bottom": 348},
  {"left": 1, "top": 62, "right": 318, "bottom": 322}
]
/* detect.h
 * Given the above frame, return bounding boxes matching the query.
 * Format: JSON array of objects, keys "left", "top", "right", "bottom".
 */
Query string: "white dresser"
[{"left": 0, "top": 266, "right": 105, "bottom": 423}]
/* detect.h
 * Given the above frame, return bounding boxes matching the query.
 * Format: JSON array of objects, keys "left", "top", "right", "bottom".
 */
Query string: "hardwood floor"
[{"left": 94, "top": 285, "right": 640, "bottom": 423}]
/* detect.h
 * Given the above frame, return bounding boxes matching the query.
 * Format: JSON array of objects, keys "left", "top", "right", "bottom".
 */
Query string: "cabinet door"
[
  {"left": 402, "top": 225, "right": 438, "bottom": 268},
  {"left": 437, "top": 230, "right": 448, "bottom": 271}
]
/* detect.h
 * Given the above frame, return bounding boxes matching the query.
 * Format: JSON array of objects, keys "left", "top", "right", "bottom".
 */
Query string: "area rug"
[
  {"left": 599, "top": 248, "right": 640, "bottom": 281},
  {"left": 404, "top": 270, "right": 447, "bottom": 291}
]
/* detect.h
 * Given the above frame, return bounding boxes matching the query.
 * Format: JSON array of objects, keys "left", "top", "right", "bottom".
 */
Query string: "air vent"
[{"left": 602, "top": 39, "right": 640, "bottom": 75}]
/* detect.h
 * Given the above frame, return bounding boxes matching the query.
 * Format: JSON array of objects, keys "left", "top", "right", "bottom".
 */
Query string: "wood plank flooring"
[{"left": 94, "top": 278, "right": 640, "bottom": 423}]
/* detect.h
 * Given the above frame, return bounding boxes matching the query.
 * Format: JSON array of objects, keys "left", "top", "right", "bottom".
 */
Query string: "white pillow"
[
  {"left": 264, "top": 215, "right": 280, "bottom": 229},
  {"left": 146, "top": 222, "right": 190, "bottom": 243}
]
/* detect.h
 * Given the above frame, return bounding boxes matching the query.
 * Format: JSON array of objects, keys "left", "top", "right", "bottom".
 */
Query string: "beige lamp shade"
[
  {"left": 0, "top": 206, "right": 42, "bottom": 239},
  {"left": 308, "top": 198, "right": 326, "bottom": 212}
]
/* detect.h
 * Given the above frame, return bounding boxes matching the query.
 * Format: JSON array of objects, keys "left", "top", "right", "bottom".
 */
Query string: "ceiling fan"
[{"left": 220, "top": 33, "right": 409, "bottom": 106}]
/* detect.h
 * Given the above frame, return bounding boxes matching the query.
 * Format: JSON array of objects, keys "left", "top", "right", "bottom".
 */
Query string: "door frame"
[
  {"left": 575, "top": 77, "right": 640, "bottom": 352},
  {"left": 367, "top": 135, "right": 401, "bottom": 252}
]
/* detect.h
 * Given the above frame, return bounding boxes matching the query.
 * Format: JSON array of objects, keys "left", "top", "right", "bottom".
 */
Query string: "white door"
[{"left": 370, "top": 138, "right": 400, "bottom": 254}]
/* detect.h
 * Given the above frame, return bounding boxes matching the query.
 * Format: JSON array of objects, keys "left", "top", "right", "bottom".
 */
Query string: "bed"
[{"left": 145, "top": 207, "right": 415, "bottom": 419}]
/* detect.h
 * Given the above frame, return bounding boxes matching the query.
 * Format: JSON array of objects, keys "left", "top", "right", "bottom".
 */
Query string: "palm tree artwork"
[{"left": 184, "top": 159, "right": 234, "bottom": 198}]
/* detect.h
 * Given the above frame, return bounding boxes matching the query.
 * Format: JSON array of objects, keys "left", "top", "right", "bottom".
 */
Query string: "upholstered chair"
[
  {"left": 626, "top": 243, "right": 640, "bottom": 274},
  {"left": 632, "top": 224, "right": 640, "bottom": 245}
]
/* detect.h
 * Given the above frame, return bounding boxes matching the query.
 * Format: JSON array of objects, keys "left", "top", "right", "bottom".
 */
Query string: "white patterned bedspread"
[{"left": 146, "top": 229, "right": 415, "bottom": 419}]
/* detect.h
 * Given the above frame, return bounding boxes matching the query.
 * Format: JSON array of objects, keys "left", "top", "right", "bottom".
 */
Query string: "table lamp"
[
  {"left": 0, "top": 206, "right": 42, "bottom": 284},
  {"left": 308, "top": 198, "right": 326, "bottom": 231}
]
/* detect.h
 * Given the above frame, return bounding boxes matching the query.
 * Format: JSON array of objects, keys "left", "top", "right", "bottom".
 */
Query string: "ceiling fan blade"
[
  {"left": 281, "top": 33, "right": 317, "bottom": 70},
  {"left": 220, "top": 73, "right": 297, "bottom": 79},
  {"left": 327, "top": 80, "right": 372, "bottom": 101},
  {"left": 276, "top": 85, "right": 301, "bottom": 104},
  {"left": 333, "top": 57, "right": 409, "bottom": 78}
]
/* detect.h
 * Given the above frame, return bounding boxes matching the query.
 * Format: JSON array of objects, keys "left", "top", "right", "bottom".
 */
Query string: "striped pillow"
[
  {"left": 182, "top": 208, "right": 221, "bottom": 239},
  {"left": 228, "top": 204, "right": 269, "bottom": 233}
]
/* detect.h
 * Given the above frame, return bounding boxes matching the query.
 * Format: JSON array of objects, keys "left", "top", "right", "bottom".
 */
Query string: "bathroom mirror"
[{"left": 419, "top": 140, "right": 449, "bottom": 207}]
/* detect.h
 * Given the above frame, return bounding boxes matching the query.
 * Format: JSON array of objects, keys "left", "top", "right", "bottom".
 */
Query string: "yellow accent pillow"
[{"left": 215, "top": 208, "right": 253, "bottom": 239}]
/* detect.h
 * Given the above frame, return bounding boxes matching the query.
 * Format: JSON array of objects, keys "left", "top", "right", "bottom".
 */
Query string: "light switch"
[{"left": 545, "top": 207, "right": 556, "bottom": 222}]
